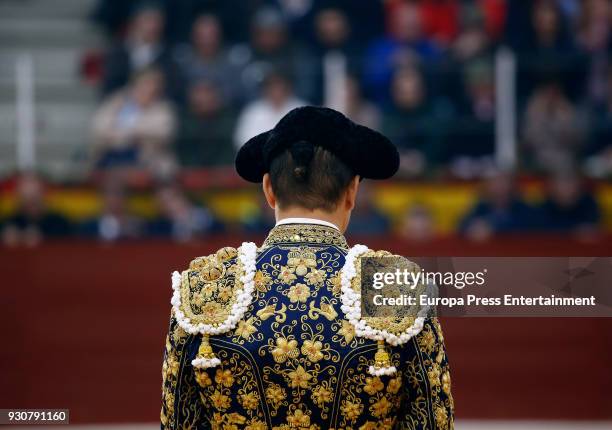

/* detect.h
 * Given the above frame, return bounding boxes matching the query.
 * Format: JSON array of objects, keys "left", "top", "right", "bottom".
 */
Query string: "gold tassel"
[
  {"left": 192, "top": 334, "right": 221, "bottom": 368},
  {"left": 374, "top": 340, "right": 391, "bottom": 368},
  {"left": 198, "top": 334, "right": 216, "bottom": 360},
  {"left": 369, "top": 340, "right": 397, "bottom": 376}
]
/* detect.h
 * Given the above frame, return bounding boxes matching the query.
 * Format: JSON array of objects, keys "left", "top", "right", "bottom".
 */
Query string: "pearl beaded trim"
[{"left": 340, "top": 244, "right": 428, "bottom": 347}]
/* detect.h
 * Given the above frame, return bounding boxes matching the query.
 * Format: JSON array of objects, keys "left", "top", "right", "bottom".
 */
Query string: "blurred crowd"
[
  {"left": 86, "top": 0, "right": 612, "bottom": 179},
  {"left": 0, "top": 170, "right": 602, "bottom": 246},
  {"left": 1, "top": 0, "right": 609, "bottom": 245}
]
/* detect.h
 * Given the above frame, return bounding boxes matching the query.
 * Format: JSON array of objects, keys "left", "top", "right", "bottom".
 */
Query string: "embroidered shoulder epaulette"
[
  {"left": 170, "top": 242, "right": 258, "bottom": 368},
  {"left": 341, "top": 245, "right": 429, "bottom": 376}
]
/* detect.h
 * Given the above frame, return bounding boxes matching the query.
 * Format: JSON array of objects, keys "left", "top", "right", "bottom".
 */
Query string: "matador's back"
[{"left": 161, "top": 220, "right": 454, "bottom": 429}]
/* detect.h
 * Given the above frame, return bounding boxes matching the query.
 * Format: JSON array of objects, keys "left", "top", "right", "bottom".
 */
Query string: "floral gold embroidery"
[
  {"left": 442, "top": 371, "right": 452, "bottom": 395},
  {"left": 287, "top": 365, "right": 313, "bottom": 389},
  {"left": 435, "top": 406, "right": 449, "bottom": 429},
  {"left": 279, "top": 266, "right": 297, "bottom": 284},
  {"left": 194, "top": 369, "right": 212, "bottom": 388},
  {"left": 288, "top": 283, "right": 311, "bottom": 303},
  {"left": 337, "top": 320, "right": 355, "bottom": 343},
  {"left": 235, "top": 317, "right": 258, "bottom": 339},
  {"left": 301, "top": 339, "right": 324, "bottom": 363},
  {"left": 363, "top": 377, "right": 384, "bottom": 395},
  {"left": 387, "top": 377, "right": 402, "bottom": 394},
  {"left": 254, "top": 270, "right": 272, "bottom": 292},
  {"left": 240, "top": 392, "right": 260, "bottom": 410},
  {"left": 418, "top": 325, "right": 437, "bottom": 355},
  {"left": 272, "top": 337, "right": 300, "bottom": 363},
  {"left": 287, "top": 408, "right": 311, "bottom": 427},
  {"left": 266, "top": 384, "right": 286, "bottom": 407},
  {"left": 305, "top": 268, "right": 326, "bottom": 286},
  {"left": 210, "top": 389, "right": 231, "bottom": 410},
  {"left": 308, "top": 300, "right": 338, "bottom": 321},
  {"left": 341, "top": 400, "right": 363, "bottom": 422},
  {"left": 370, "top": 396, "right": 392, "bottom": 417},
  {"left": 311, "top": 384, "right": 333, "bottom": 407},
  {"left": 246, "top": 419, "right": 267, "bottom": 430},
  {"left": 215, "top": 369, "right": 234, "bottom": 387}
]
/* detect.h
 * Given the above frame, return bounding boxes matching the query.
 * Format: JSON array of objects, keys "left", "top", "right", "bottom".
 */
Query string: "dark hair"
[{"left": 269, "top": 142, "right": 355, "bottom": 211}]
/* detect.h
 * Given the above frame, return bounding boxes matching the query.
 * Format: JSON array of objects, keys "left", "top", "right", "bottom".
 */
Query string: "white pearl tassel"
[
  {"left": 368, "top": 365, "right": 397, "bottom": 376},
  {"left": 192, "top": 357, "right": 221, "bottom": 368}
]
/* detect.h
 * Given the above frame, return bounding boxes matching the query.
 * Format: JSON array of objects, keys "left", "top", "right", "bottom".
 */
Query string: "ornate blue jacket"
[{"left": 161, "top": 222, "right": 454, "bottom": 429}]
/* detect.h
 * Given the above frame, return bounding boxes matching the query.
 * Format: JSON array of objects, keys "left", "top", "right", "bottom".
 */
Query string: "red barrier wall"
[{"left": 1, "top": 236, "right": 611, "bottom": 423}]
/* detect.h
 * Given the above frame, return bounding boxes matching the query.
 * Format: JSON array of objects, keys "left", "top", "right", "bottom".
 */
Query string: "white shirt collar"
[{"left": 275, "top": 217, "right": 340, "bottom": 231}]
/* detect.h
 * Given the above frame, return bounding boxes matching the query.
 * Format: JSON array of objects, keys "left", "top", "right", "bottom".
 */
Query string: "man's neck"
[{"left": 275, "top": 207, "right": 346, "bottom": 233}]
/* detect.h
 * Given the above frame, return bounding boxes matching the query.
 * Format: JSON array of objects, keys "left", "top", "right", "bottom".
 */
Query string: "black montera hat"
[{"left": 235, "top": 106, "right": 399, "bottom": 183}]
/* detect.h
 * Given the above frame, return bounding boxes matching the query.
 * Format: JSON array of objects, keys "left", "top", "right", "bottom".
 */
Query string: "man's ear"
[
  {"left": 262, "top": 173, "right": 276, "bottom": 210},
  {"left": 345, "top": 176, "right": 360, "bottom": 210}
]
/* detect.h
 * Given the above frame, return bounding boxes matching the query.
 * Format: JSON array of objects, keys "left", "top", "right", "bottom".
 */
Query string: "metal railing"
[{"left": 14, "top": 52, "right": 36, "bottom": 171}]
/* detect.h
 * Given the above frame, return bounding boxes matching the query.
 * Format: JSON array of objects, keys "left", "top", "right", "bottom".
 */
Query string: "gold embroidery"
[
  {"left": 161, "top": 311, "right": 202, "bottom": 430},
  {"left": 216, "top": 246, "right": 238, "bottom": 262},
  {"left": 301, "top": 340, "right": 324, "bottom": 363},
  {"left": 235, "top": 317, "right": 258, "bottom": 340},
  {"left": 262, "top": 224, "right": 348, "bottom": 249},
  {"left": 254, "top": 270, "right": 272, "bottom": 292},
  {"left": 363, "top": 377, "right": 384, "bottom": 395},
  {"left": 163, "top": 224, "right": 454, "bottom": 429},
  {"left": 287, "top": 365, "right": 313, "bottom": 389},
  {"left": 272, "top": 337, "right": 300, "bottom": 363},
  {"left": 308, "top": 299, "right": 338, "bottom": 321},
  {"left": 179, "top": 251, "right": 243, "bottom": 327},
  {"left": 288, "top": 283, "right": 311, "bottom": 303}
]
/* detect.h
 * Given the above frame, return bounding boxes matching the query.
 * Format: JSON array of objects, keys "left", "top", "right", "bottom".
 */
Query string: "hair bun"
[
  {"left": 289, "top": 140, "right": 314, "bottom": 182},
  {"left": 293, "top": 166, "right": 307, "bottom": 181}
]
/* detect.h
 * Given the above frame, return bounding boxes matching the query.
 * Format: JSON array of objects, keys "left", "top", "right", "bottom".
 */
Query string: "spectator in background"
[
  {"left": 234, "top": 71, "right": 306, "bottom": 149},
  {"left": 411, "top": 0, "right": 459, "bottom": 46},
  {"left": 80, "top": 177, "right": 142, "bottom": 241},
  {"left": 1, "top": 174, "right": 72, "bottom": 246},
  {"left": 231, "top": 7, "right": 317, "bottom": 102},
  {"left": 578, "top": 0, "right": 612, "bottom": 106},
  {"left": 507, "top": 0, "right": 585, "bottom": 100},
  {"left": 385, "top": 0, "right": 505, "bottom": 45},
  {"left": 436, "top": 2, "right": 493, "bottom": 124},
  {"left": 147, "top": 183, "right": 222, "bottom": 241},
  {"left": 507, "top": 0, "right": 574, "bottom": 54},
  {"left": 460, "top": 171, "right": 537, "bottom": 241},
  {"left": 400, "top": 203, "right": 435, "bottom": 242},
  {"left": 344, "top": 75, "right": 381, "bottom": 130},
  {"left": 522, "top": 81, "right": 586, "bottom": 172},
  {"left": 91, "top": 68, "right": 176, "bottom": 175},
  {"left": 175, "top": 80, "right": 236, "bottom": 167},
  {"left": 101, "top": 2, "right": 172, "bottom": 95},
  {"left": 382, "top": 66, "right": 447, "bottom": 176},
  {"left": 451, "top": 3, "right": 492, "bottom": 63},
  {"left": 171, "top": 14, "right": 240, "bottom": 105},
  {"left": 364, "top": 1, "right": 441, "bottom": 104},
  {"left": 447, "top": 60, "right": 496, "bottom": 179},
  {"left": 312, "top": 8, "right": 360, "bottom": 105},
  {"left": 536, "top": 171, "right": 601, "bottom": 235},
  {"left": 90, "top": 0, "right": 138, "bottom": 37},
  {"left": 307, "top": 0, "right": 386, "bottom": 48},
  {"left": 347, "top": 184, "right": 390, "bottom": 235},
  {"left": 476, "top": 0, "right": 507, "bottom": 40},
  {"left": 586, "top": 66, "right": 612, "bottom": 178}
]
